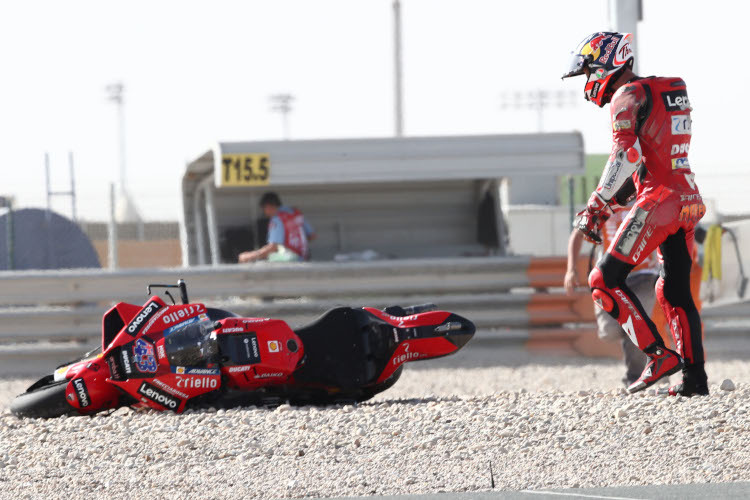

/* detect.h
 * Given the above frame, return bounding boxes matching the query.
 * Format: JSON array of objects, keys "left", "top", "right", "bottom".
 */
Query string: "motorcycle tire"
[{"left": 10, "top": 377, "right": 75, "bottom": 419}]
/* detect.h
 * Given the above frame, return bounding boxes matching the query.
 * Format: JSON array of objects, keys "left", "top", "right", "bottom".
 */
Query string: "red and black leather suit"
[{"left": 587, "top": 76, "right": 705, "bottom": 369}]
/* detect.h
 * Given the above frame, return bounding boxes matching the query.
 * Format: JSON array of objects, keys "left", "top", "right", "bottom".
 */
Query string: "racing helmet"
[{"left": 562, "top": 32, "right": 634, "bottom": 107}]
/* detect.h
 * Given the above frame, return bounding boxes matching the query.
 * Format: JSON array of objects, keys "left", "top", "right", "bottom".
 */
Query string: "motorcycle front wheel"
[{"left": 10, "top": 376, "right": 75, "bottom": 419}]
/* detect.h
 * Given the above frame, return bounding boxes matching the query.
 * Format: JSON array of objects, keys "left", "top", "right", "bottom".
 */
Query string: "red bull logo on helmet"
[{"left": 581, "top": 34, "right": 606, "bottom": 60}]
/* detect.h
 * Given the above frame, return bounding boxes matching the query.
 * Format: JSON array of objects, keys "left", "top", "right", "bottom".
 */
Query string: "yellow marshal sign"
[{"left": 217, "top": 153, "right": 270, "bottom": 187}]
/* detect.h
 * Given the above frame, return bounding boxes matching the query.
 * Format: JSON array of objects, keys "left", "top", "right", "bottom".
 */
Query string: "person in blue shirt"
[{"left": 238, "top": 192, "right": 315, "bottom": 263}]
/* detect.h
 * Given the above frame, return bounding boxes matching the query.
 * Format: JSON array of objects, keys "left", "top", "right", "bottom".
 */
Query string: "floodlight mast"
[
  {"left": 270, "top": 93, "right": 294, "bottom": 140},
  {"left": 499, "top": 90, "right": 578, "bottom": 133}
]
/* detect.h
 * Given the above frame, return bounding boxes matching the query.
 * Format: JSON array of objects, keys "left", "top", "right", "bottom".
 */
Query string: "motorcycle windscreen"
[{"left": 163, "top": 319, "right": 218, "bottom": 367}]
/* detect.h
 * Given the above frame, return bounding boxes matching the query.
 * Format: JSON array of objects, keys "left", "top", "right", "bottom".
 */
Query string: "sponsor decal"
[
  {"left": 614, "top": 41, "right": 632, "bottom": 64},
  {"left": 186, "top": 367, "right": 220, "bottom": 375},
  {"left": 671, "top": 157, "right": 691, "bottom": 169},
  {"left": 228, "top": 365, "right": 253, "bottom": 373},
  {"left": 162, "top": 304, "right": 206, "bottom": 325},
  {"left": 242, "top": 318, "right": 270, "bottom": 324},
  {"left": 267, "top": 340, "right": 281, "bottom": 353},
  {"left": 133, "top": 338, "right": 158, "bottom": 373},
  {"left": 171, "top": 367, "right": 220, "bottom": 376},
  {"left": 622, "top": 315, "right": 638, "bottom": 346},
  {"left": 392, "top": 342, "right": 422, "bottom": 366},
  {"left": 121, "top": 349, "right": 133, "bottom": 375},
  {"left": 680, "top": 193, "right": 701, "bottom": 202},
  {"left": 598, "top": 39, "right": 618, "bottom": 64},
  {"left": 613, "top": 120, "right": 631, "bottom": 131},
  {"left": 126, "top": 301, "right": 162, "bottom": 336},
  {"left": 615, "top": 207, "right": 649, "bottom": 256},
  {"left": 671, "top": 317, "right": 683, "bottom": 353},
  {"left": 72, "top": 378, "right": 90, "bottom": 408},
  {"left": 384, "top": 313, "right": 419, "bottom": 324},
  {"left": 144, "top": 308, "right": 167, "bottom": 334},
  {"left": 106, "top": 355, "right": 122, "bottom": 380},
  {"left": 222, "top": 327, "right": 244, "bottom": 333},
  {"left": 241, "top": 334, "right": 261, "bottom": 363},
  {"left": 591, "top": 81, "right": 601, "bottom": 98},
  {"left": 175, "top": 376, "right": 219, "bottom": 390},
  {"left": 614, "top": 290, "right": 642, "bottom": 321},
  {"left": 670, "top": 143, "right": 690, "bottom": 155},
  {"left": 157, "top": 344, "right": 166, "bottom": 360},
  {"left": 137, "top": 381, "right": 181, "bottom": 410},
  {"left": 679, "top": 202, "right": 706, "bottom": 223},
  {"left": 253, "top": 372, "right": 285, "bottom": 379},
  {"left": 603, "top": 160, "right": 622, "bottom": 190},
  {"left": 152, "top": 379, "right": 190, "bottom": 399},
  {"left": 163, "top": 316, "right": 200, "bottom": 336},
  {"left": 632, "top": 227, "right": 654, "bottom": 262},
  {"left": 662, "top": 89, "right": 690, "bottom": 111},
  {"left": 671, "top": 115, "right": 692, "bottom": 135}
]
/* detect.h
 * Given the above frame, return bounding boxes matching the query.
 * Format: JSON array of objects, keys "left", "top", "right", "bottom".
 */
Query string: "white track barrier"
[{"left": 0, "top": 255, "right": 747, "bottom": 377}]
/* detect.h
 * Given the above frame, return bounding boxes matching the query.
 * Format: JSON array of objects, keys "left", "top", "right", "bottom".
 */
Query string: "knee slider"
[
  {"left": 589, "top": 267, "right": 616, "bottom": 314},
  {"left": 588, "top": 267, "right": 605, "bottom": 290},
  {"left": 591, "top": 289, "right": 615, "bottom": 313}
]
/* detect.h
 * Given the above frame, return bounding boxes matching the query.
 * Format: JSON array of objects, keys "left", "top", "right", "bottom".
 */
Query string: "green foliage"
[{"left": 560, "top": 154, "right": 609, "bottom": 206}]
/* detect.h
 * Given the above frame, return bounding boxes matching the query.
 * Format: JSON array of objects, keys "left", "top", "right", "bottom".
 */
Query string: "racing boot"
[
  {"left": 627, "top": 343, "right": 682, "bottom": 394},
  {"left": 658, "top": 363, "right": 709, "bottom": 397}
]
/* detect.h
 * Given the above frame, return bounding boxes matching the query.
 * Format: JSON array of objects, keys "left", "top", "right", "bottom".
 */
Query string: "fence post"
[{"left": 108, "top": 183, "right": 118, "bottom": 269}]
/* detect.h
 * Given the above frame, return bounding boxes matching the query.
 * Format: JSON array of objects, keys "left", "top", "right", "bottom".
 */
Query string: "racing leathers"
[{"left": 581, "top": 76, "right": 706, "bottom": 394}]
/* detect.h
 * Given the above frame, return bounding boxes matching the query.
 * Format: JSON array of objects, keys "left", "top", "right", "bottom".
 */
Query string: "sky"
[{"left": 1, "top": 0, "right": 748, "bottom": 221}]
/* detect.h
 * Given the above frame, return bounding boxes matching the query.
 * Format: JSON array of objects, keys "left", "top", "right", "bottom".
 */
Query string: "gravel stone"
[
  {"left": 721, "top": 379, "right": 736, "bottom": 391},
  {"left": 2, "top": 343, "right": 750, "bottom": 498}
]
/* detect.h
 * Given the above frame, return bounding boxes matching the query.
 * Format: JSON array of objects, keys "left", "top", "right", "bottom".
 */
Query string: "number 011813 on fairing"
[{"left": 215, "top": 153, "right": 271, "bottom": 187}]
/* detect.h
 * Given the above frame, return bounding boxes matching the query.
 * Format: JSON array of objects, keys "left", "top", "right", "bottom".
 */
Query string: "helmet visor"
[{"left": 561, "top": 52, "right": 592, "bottom": 79}]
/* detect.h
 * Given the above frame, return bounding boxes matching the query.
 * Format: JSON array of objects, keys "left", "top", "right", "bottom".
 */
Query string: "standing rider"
[{"left": 562, "top": 32, "right": 707, "bottom": 396}]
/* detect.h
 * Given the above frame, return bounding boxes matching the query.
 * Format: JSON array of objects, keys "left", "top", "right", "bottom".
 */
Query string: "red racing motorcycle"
[{"left": 11, "top": 280, "right": 475, "bottom": 418}]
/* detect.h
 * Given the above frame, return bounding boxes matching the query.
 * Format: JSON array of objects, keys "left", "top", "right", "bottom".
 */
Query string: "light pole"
[
  {"left": 270, "top": 94, "right": 294, "bottom": 140},
  {"left": 499, "top": 89, "right": 578, "bottom": 132},
  {"left": 609, "top": 0, "right": 641, "bottom": 72},
  {"left": 393, "top": 0, "right": 404, "bottom": 137}
]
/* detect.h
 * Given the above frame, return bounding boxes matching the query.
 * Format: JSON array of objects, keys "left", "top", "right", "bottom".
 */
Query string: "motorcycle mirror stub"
[{"left": 147, "top": 279, "right": 190, "bottom": 305}]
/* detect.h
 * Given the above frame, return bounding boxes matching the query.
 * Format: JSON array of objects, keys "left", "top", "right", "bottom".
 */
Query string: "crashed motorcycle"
[{"left": 11, "top": 280, "right": 474, "bottom": 418}]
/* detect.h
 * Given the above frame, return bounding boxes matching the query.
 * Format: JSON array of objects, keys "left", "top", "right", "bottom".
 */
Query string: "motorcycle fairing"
[
  {"left": 217, "top": 317, "right": 304, "bottom": 390},
  {"left": 64, "top": 355, "right": 121, "bottom": 413},
  {"left": 362, "top": 308, "right": 475, "bottom": 383},
  {"left": 101, "top": 302, "right": 143, "bottom": 350},
  {"left": 96, "top": 299, "right": 219, "bottom": 411}
]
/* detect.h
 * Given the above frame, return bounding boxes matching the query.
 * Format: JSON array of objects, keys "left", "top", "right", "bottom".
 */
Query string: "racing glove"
[{"left": 574, "top": 191, "right": 613, "bottom": 245}]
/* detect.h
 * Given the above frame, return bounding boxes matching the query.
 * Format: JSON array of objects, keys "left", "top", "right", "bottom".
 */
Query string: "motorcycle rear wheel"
[{"left": 10, "top": 377, "right": 75, "bottom": 419}]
